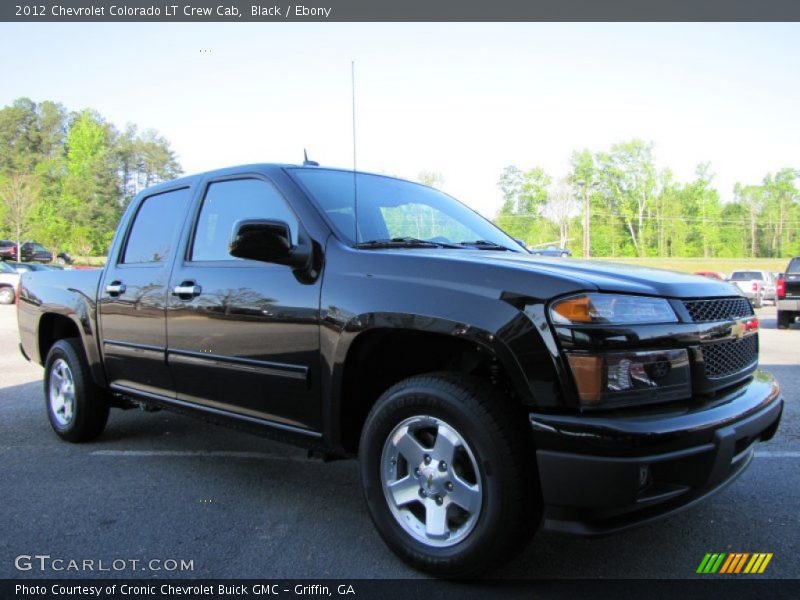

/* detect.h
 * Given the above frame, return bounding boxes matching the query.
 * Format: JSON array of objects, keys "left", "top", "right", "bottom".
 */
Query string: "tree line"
[
  {"left": 0, "top": 98, "right": 181, "bottom": 256},
  {"left": 494, "top": 139, "right": 800, "bottom": 258}
]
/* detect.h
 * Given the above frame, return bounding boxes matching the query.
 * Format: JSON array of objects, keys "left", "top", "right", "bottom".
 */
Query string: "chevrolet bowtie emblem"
[{"left": 731, "top": 321, "right": 746, "bottom": 340}]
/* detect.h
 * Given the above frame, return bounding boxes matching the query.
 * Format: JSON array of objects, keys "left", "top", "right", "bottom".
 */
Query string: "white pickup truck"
[{"left": 728, "top": 270, "right": 777, "bottom": 308}]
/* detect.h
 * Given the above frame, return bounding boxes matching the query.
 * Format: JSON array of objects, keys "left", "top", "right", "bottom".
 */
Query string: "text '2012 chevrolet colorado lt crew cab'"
[{"left": 18, "top": 164, "right": 783, "bottom": 576}]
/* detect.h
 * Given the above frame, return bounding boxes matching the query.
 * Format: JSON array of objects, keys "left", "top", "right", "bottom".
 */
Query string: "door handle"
[
  {"left": 172, "top": 282, "right": 202, "bottom": 298},
  {"left": 105, "top": 282, "right": 126, "bottom": 296}
]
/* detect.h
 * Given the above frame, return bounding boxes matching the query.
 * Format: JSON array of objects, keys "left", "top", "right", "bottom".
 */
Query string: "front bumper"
[{"left": 530, "top": 371, "right": 782, "bottom": 536}]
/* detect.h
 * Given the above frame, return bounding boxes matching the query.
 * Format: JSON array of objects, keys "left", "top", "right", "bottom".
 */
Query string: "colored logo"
[{"left": 697, "top": 552, "right": 773, "bottom": 574}]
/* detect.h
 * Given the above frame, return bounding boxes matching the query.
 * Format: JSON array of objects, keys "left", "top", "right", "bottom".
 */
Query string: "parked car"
[
  {"left": 8, "top": 262, "right": 64, "bottom": 273},
  {"left": 20, "top": 242, "right": 54, "bottom": 263},
  {"left": 56, "top": 251, "right": 74, "bottom": 265},
  {"left": 17, "top": 163, "right": 783, "bottom": 576},
  {"left": 693, "top": 271, "right": 727, "bottom": 281},
  {"left": 0, "top": 240, "right": 19, "bottom": 261},
  {"left": 728, "top": 270, "right": 777, "bottom": 308},
  {"left": 777, "top": 257, "right": 800, "bottom": 329},
  {"left": 0, "top": 261, "right": 21, "bottom": 304},
  {"left": 530, "top": 245, "right": 571, "bottom": 257}
]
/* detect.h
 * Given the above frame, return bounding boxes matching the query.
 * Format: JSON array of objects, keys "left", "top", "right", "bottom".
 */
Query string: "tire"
[
  {"left": 359, "top": 372, "right": 541, "bottom": 577},
  {"left": 0, "top": 286, "right": 14, "bottom": 305},
  {"left": 44, "top": 338, "right": 109, "bottom": 442},
  {"left": 560, "top": 252, "right": 569, "bottom": 257},
  {"left": 777, "top": 311, "right": 794, "bottom": 330}
]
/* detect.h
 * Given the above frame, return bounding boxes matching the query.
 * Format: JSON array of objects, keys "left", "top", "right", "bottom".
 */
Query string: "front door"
[
  {"left": 166, "top": 176, "right": 322, "bottom": 432},
  {"left": 98, "top": 186, "right": 192, "bottom": 397}
]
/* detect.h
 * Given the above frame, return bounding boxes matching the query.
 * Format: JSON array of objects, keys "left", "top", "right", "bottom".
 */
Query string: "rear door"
[
  {"left": 165, "top": 175, "right": 322, "bottom": 432},
  {"left": 98, "top": 186, "right": 192, "bottom": 397}
]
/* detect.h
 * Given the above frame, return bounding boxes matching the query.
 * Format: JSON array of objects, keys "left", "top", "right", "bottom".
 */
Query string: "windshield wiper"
[
  {"left": 457, "top": 240, "right": 513, "bottom": 251},
  {"left": 356, "top": 237, "right": 462, "bottom": 249}
]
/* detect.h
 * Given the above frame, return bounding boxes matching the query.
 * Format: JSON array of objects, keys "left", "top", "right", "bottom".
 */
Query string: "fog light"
[{"left": 567, "top": 349, "right": 691, "bottom": 407}]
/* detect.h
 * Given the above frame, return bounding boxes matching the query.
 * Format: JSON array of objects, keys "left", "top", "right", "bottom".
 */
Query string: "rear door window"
[{"left": 122, "top": 188, "right": 191, "bottom": 264}]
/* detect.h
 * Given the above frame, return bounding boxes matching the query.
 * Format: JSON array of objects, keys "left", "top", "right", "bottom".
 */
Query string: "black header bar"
[{"left": 3, "top": 0, "right": 800, "bottom": 22}]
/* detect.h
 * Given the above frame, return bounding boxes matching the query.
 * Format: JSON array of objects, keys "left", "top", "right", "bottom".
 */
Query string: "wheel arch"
[
  {"left": 36, "top": 310, "right": 107, "bottom": 388},
  {"left": 326, "top": 314, "right": 535, "bottom": 454}
]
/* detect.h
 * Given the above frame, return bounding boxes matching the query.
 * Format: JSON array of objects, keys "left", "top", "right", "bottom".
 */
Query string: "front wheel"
[
  {"left": 359, "top": 373, "right": 541, "bottom": 577},
  {"left": 44, "top": 338, "right": 109, "bottom": 442}
]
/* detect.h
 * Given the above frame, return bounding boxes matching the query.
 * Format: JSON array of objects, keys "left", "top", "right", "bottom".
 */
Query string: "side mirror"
[{"left": 229, "top": 219, "right": 312, "bottom": 271}]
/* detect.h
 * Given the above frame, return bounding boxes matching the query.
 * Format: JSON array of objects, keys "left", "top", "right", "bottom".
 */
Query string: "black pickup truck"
[
  {"left": 777, "top": 257, "right": 800, "bottom": 328},
  {"left": 18, "top": 164, "right": 783, "bottom": 576}
]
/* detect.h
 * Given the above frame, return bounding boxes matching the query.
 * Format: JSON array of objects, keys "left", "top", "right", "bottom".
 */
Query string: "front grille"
[
  {"left": 701, "top": 335, "right": 759, "bottom": 379},
  {"left": 683, "top": 297, "right": 754, "bottom": 323}
]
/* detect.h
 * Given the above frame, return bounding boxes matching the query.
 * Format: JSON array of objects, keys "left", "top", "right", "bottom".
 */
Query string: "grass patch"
[{"left": 587, "top": 257, "right": 789, "bottom": 275}]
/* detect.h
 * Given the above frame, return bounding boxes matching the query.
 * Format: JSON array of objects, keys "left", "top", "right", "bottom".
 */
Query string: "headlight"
[
  {"left": 568, "top": 349, "right": 691, "bottom": 407},
  {"left": 550, "top": 293, "right": 678, "bottom": 325}
]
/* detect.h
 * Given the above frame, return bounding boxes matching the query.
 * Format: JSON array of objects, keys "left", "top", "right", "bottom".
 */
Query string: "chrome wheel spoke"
[
  {"left": 51, "top": 370, "right": 63, "bottom": 390},
  {"left": 424, "top": 499, "right": 449, "bottom": 539},
  {"left": 52, "top": 394, "right": 65, "bottom": 414},
  {"left": 387, "top": 475, "right": 420, "bottom": 507},
  {"left": 432, "top": 424, "right": 460, "bottom": 467},
  {"left": 393, "top": 428, "right": 427, "bottom": 467},
  {"left": 450, "top": 475, "right": 481, "bottom": 513}
]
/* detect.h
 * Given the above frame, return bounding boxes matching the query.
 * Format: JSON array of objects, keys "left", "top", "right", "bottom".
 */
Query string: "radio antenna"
[{"left": 351, "top": 60, "right": 359, "bottom": 245}]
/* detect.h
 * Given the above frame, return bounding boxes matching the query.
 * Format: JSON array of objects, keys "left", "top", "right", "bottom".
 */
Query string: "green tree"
[
  {"left": 418, "top": 170, "right": 444, "bottom": 189},
  {"left": 596, "top": 140, "right": 657, "bottom": 257},
  {"left": 569, "top": 149, "right": 597, "bottom": 257},
  {"left": 495, "top": 166, "right": 551, "bottom": 246},
  {"left": 0, "top": 173, "right": 38, "bottom": 256},
  {"left": 761, "top": 169, "right": 799, "bottom": 257}
]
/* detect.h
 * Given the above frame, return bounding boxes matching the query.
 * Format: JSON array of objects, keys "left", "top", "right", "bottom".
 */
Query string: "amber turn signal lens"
[
  {"left": 552, "top": 296, "right": 593, "bottom": 323},
  {"left": 566, "top": 355, "right": 603, "bottom": 404}
]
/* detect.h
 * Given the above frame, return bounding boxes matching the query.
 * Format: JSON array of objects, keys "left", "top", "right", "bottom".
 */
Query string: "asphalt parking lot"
[{"left": 0, "top": 304, "right": 798, "bottom": 580}]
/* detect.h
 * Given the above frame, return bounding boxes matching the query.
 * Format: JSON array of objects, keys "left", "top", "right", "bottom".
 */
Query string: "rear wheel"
[
  {"left": 0, "top": 286, "right": 14, "bottom": 305},
  {"left": 44, "top": 338, "right": 109, "bottom": 442},
  {"left": 359, "top": 372, "right": 541, "bottom": 577},
  {"left": 777, "top": 310, "right": 794, "bottom": 329}
]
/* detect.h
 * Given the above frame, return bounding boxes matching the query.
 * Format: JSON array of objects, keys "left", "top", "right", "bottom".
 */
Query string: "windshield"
[
  {"left": 290, "top": 168, "right": 525, "bottom": 252},
  {"left": 788, "top": 258, "right": 800, "bottom": 274},
  {"left": 730, "top": 271, "right": 763, "bottom": 281}
]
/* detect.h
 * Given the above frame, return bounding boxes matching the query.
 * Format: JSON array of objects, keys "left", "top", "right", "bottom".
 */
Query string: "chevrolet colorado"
[{"left": 17, "top": 164, "right": 783, "bottom": 576}]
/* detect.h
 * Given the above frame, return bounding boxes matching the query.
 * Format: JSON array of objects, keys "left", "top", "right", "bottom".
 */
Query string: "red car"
[
  {"left": 693, "top": 271, "right": 727, "bottom": 281},
  {"left": 0, "top": 240, "right": 18, "bottom": 261}
]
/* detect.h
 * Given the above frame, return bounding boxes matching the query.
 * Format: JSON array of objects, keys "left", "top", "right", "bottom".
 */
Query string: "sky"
[{"left": 1, "top": 22, "right": 798, "bottom": 217}]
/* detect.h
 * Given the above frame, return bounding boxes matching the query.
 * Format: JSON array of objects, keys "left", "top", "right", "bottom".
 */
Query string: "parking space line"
[
  {"left": 89, "top": 449, "right": 800, "bottom": 459},
  {"left": 754, "top": 451, "right": 800, "bottom": 458},
  {"left": 91, "top": 449, "right": 308, "bottom": 461}
]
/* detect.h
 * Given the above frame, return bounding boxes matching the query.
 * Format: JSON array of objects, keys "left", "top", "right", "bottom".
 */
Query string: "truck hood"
[{"left": 371, "top": 249, "right": 742, "bottom": 300}]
